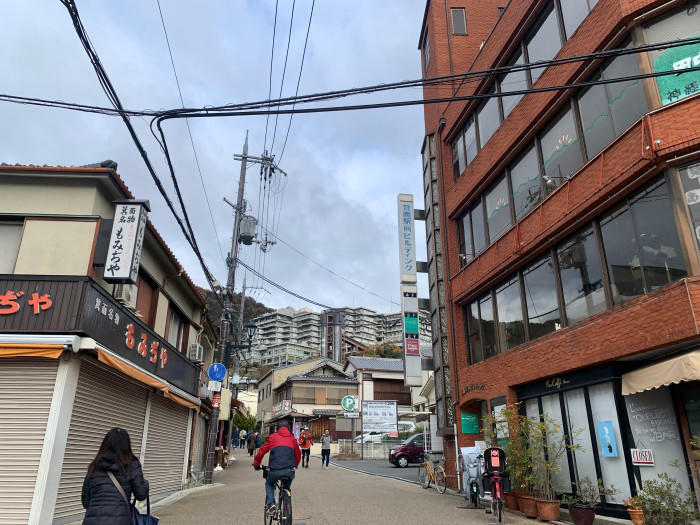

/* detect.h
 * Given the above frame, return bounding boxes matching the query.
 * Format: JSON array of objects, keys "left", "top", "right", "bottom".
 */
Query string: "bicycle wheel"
[
  {"left": 434, "top": 468, "right": 447, "bottom": 494},
  {"left": 279, "top": 490, "right": 293, "bottom": 525},
  {"left": 496, "top": 497, "right": 502, "bottom": 523},
  {"left": 470, "top": 490, "right": 479, "bottom": 508},
  {"left": 418, "top": 465, "right": 430, "bottom": 489}
]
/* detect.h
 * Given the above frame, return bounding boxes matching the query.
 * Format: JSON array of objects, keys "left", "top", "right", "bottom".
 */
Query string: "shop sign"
[
  {"left": 597, "top": 421, "right": 618, "bottom": 457},
  {"left": 104, "top": 200, "right": 149, "bottom": 284},
  {"left": 81, "top": 285, "right": 199, "bottom": 395},
  {"left": 461, "top": 383, "right": 485, "bottom": 395},
  {"left": 0, "top": 289, "right": 53, "bottom": 316},
  {"left": 461, "top": 413, "right": 480, "bottom": 434},
  {"left": 631, "top": 448, "right": 655, "bottom": 466},
  {"left": 273, "top": 400, "right": 291, "bottom": 417},
  {"left": 212, "top": 393, "right": 221, "bottom": 408},
  {"left": 545, "top": 377, "right": 571, "bottom": 390},
  {"left": 401, "top": 284, "right": 422, "bottom": 386},
  {"left": 653, "top": 42, "right": 700, "bottom": 106}
]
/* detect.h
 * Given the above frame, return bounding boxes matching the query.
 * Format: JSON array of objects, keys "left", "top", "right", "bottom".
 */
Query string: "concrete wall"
[{"left": 0, "top": 177, "right": 98, "bottom": 216}]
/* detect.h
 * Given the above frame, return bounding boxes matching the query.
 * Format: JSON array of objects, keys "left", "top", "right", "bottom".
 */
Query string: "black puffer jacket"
[{"left": 81, "top": 451, "right": 149, "bottom": 525}]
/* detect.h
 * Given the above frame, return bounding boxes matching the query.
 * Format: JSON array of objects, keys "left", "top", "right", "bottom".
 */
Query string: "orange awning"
[
  {"left": 97, "top": 348, "right": 200, "bottom": 410},
  {"left": 622, "top": 350, "right": 700, "bottom": 395},
  {"left": 0, "top": 343, "right": 64, "bottom": 359}
]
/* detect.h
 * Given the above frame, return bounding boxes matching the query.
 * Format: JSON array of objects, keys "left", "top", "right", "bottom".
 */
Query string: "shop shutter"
[
  {"left": 192, "top": 414, "right": 208, "bottom": 474},
  {"left": 53, "top": 359, "right": 148, "bottom": 521},
  {"left": 142, "top": 393, "right": 190, "bottom": 496},
  {"left": 0, "top": 358, "right": 58, "bottom": 525}
]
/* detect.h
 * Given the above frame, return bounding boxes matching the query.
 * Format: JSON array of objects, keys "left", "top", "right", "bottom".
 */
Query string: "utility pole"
[{"left": 204, "top": 132, "right": 248, "bottom": 484}]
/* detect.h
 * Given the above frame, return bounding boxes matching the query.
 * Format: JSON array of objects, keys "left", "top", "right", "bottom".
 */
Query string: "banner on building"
[{"left": 104, "top": 200, "right": 150, "bottom": 284}]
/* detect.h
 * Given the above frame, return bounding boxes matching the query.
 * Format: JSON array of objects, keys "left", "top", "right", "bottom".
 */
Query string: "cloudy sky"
[{"left": 0, "top": 0, "right": 429, "bottom": 313}]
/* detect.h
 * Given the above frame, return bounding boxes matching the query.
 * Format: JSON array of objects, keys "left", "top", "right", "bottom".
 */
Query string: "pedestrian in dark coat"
[
  {"left": 247, "top": 431, "right": 256, "bottom": 456},
  {"left": 81, "top": 427, "right": 149, "bottom": 525},
  {"left": 255, "top": 431, "right": 262, "bottom": 449}
]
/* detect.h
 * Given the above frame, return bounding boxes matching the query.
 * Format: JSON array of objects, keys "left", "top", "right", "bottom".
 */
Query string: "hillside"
[{"left": 198, "top": 286, "right": 273, "bottom": 338}]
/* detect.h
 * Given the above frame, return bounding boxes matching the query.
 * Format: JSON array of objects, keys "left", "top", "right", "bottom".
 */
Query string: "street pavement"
[
  {"left": 153, "top": 453, "right": 537, "bottom": 524},
  {"left": 331, "top": 458, "right": 421, "bottom": 484}
]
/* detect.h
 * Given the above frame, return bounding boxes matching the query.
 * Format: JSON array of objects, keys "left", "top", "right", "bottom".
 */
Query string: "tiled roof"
[
  {"left": 345, "top": 356, "right": 404, "bottom": 372},
  {"left": 285, "top": 375, "right": 357, "bottom": 384}
]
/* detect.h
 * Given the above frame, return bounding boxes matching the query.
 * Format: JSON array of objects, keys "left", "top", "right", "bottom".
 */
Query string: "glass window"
[
  {"left": 477, "top": 92, "right": 501, "bottom": 147},
  {"left": 479, "top": 293, "right": 498, "bottom": 359},
  {"left": 510, "top": 146, "right": 542, "bottom": 220},
  {"left": 461, "top": 213, "right": 474, "bottom": 263},
  {"left": 563, "top": 388, "right": 599, "bottom": 488},
  {"left": 466, "top": 302, "right": 483, "bottom": 364},
  {"left": 643, "top": 2, "right": 700, "bottom": 106},
  {"left": 541, "top": 393, "right": 573, "bottom": 493},
  {"left": 526, "top": 8, "right": 562, "bottom": 83},
  {"left": 471, "top": 201, "right": 487, "bottom": 256},
  {"left": 557, "top": 226, "right": 607, "bottom": 324},
  {"left": 578, "top": 74, "right": 615, "bottom": 159},
  {"left": 630, "top": 178, "right": 687, "bottom": 290},
  {"left": 499, "top": 52, "right": 528, "bottom": 119},
  {"left": 451, "top": 7, "right": 467, "bottom": 35},
  {"left": 540, "top": 107, "right": 583, "bottom": 192},
  {"left": 559, "top": 0, "right": 596, "bottom": 39},
  {"left": 522, "top": 256, "right": 561, "bottom": 339},
  {"left": 464, "top": 118, "right": 478, "bottom": 164},
  {"left": 679, "top": 162, "right": 700, "bottom": 251},
  {"left": 423, "top": 31, "right": 430, "bottom": 73},
  {"left": 456, "top": 133, "right": 466, "bottom": 177},
  {"left": 167, "top": 308, "right": 185, "bottom": 349},
  {"left": 0, "top": 221, "right": 23, "bottom": 273},
  {"left": 485, "top": 176, "right": 512, "bottom": 241},
  {"left": 495, "top": 275, "right": 525, "bottom": 350}
]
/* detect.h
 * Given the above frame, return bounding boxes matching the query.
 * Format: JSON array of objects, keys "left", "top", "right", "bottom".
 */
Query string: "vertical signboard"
[
  {"left": 362, "top": 400, "right": 398, "bottom": 437},
  {"left": 398, "top": 194, "right": 422, "bottom": 387},
  {"left": 104, "top": 200, "right": 150, "bottom": 284}
]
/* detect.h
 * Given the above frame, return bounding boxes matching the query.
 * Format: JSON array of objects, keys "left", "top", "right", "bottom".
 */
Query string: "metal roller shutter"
[
  {"left": 142, "top": 393, "right": 190, "bottom": 496},
  {"left": 53, "top": 359, "right": 148, "bottom": 521},
  {"left": 0, "top": 358, "right": 58, "bottom": 525},
  {"left": 192, "top": 414, "right": 208, "bottom": 474}
]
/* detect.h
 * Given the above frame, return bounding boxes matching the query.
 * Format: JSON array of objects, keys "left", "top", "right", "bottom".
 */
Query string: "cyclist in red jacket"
[{"left": 253, "top": 421, "right": 301, "bottom": 510}]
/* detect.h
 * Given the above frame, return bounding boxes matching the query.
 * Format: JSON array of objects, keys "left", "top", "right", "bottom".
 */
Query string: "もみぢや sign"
[{"left": 104, "top": 200, "right": 150, "bottom": 284}]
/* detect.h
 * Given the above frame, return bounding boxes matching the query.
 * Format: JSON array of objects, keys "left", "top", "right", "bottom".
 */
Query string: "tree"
[
  {"left": 364, "top": 343, "right": 403, "bottom": 359},
  {"left": 232, "top": 408, "right": 258, "bottom": 432}
]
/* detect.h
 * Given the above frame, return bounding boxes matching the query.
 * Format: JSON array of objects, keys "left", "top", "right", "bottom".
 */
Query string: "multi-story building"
[
  {"left": 0, "top": 162, "right": 214, "bottom": 523},
  {"left": 245, "top": 307, "right": 322, "bottom": 365},
  {"left": 420, "top": 0, "right": 700, "bottom": 515}
]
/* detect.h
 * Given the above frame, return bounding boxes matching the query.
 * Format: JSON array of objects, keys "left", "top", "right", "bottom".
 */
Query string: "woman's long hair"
[{"left": 88, "top": 427, "right": 136, "bottom": 475}]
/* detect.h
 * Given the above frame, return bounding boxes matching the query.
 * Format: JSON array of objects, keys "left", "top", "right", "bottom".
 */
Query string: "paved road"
[
  {"left": 330, "top": 458, "right": 421, "bottom": 484},
  {"left": 154, "top": 453, "right": 535, "bottom": 524}
]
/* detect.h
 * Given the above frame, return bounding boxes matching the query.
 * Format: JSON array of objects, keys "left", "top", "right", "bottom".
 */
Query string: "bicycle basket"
[
  {"left": 481, "top": 472, "right": 492, "bottom": 492},
  {"left": 484, "top": 447, "right": 506, "bottom": 475}
]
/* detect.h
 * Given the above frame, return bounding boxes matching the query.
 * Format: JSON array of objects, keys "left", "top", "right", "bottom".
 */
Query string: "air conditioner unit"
[
  {"left": 113, "top": 283, "right": 138, "bottom": 310},
  {"left": 188, "top": 343, "right": 204, "bottom": 363}
]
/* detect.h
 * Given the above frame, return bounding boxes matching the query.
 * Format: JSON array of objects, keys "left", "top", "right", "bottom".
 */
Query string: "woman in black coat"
[{"left": 81, "top": 427, "right": 149, "bottom": 525}]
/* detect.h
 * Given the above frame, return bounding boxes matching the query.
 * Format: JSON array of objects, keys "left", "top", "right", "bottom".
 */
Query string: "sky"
[{"left": 0, "top": 0, "right": 429, "bottom": 313}]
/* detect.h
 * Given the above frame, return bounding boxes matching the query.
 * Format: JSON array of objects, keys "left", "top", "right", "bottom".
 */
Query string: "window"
[
  {"left": 471, "top": 200, "right": 486, "bottom": 256},
  {"left": 599, "top": 177, "right": 686, "bottom": 305},
  {"left": 499, "top": 52, "right": 528, "bottom": 119},
  {"left": 495, "top": 275, "right": 525, "bottom": 350},
  {"left": 479, "top": 293, "right": 498, "bottom": 359},
  {"left": 293, "top": 386, "right": 315, "bottom": 403},
  {"left": 522, "top": 256, "right": 561, "bottom": 339},
  {"left": 679, "top": 163, "right": 700, "bottom": 252},
  {"left": 167, "top": 307, "right": 185, "bottom": 350},
  {"left": 526, "top": 8, "right": 562, "bottom": 83},
  {"left": 451, "top": 7, "right": 467, "bottom": 35},
  {"left": 464, "top": 118, "right": 478, "bottom": 165},
  {"left": 460, "top": 212, "right": 474, "bottom": 264},
  {"left": 135, "top": 272, "right": 158, "bottom": 328},
  {"left": 510, "top": 145, "right": 542, "bottom": 220},
  {"left": 423, "top": 31, "right": 430, "bottom": 73},
  {"left": 0, "top": 220, "right": 22, "bottom": 273},
  {"left": 485, "top": 176, "right": 512, "bottom": 242},
  {"left": 578, "top": 45, "right": 648, "bottom": 159},
  {"left": 477, "top": 91, "right": 501, "bottom": 148},
  {"left": 540, "top": 107, "right": 583, "bottom": 192},
  {"left": 557, "top": 226, "right": 607, "bottom": 323},
  {"left": 559, "top": 0, "right": 598, "bottom": 39},
  {"left": 466, "top": 302, "right": 483, "bottom": 364},
  {"left": 258, "top": 389, "right": 264, "bottom": 401}
]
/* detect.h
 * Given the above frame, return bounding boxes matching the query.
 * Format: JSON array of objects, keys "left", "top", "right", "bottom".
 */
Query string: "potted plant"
[
  {"left": 623, "top": 497, "right": 644, "bottom": 525},
  {"left": 562, "top": 477, "right": 616, "bottom": 525},
  {"left": 633, "top": 472, "right": 698, "bottom": 525}
]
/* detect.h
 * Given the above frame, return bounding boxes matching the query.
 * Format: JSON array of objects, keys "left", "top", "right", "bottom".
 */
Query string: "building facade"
[
  {"left": 0, "top": 163, "right": 213, "bottom": 523},
  {"left": 420, "top": 0, "right": 700, "bottom": 513}
]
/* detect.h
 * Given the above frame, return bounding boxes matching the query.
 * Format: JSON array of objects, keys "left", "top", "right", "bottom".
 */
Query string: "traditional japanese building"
[
  {"left": 0, "top": 162, "right": 216, "bottom": 523},
  {"left": 419, "top": 0, "right": 700, "bottom": 516}
]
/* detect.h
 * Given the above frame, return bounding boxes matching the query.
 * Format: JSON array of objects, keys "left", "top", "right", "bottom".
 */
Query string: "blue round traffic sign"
[{"left": 208, "top": 362, "right": 226, "bottom": 382}]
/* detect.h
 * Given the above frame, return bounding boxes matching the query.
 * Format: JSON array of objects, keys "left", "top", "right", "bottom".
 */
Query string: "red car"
[{"left": 388, "top": 433, "right": 425, "bottom": 468}]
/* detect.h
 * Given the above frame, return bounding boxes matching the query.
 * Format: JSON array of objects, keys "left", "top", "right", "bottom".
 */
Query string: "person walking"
[
  {"left": 255, "top": 430, "right": 262, "bottom": 453},
  {"left": 320, "top": 429, "right": 332, "bottom": 469},
  {"left": 247, "top": 430, "right": 256, "bottom": 457},
  {"left": 240, "top": 428, "right": 247, "bottom": 449},
  {"left": 298, "top": 427, "right": 312, "bottom": 468},
  {"left": 81, "top": 427, "right": 149, "bottom": 525},
  {"left": 232, "top": 427, "right": 240, "bottom": 449}
]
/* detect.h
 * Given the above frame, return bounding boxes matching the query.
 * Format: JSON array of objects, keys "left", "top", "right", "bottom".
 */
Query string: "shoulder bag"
[{"left": 107, "top": 471, "right": 159, "bottom": 525}]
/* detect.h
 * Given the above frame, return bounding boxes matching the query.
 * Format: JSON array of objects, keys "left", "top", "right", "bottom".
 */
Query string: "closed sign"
[{"left": 631, "top": 448, "right": 654, "bottom": 466}]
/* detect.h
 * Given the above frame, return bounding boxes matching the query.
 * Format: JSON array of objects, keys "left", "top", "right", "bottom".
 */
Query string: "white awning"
[{"left": 621, "top": 351, "right": 700, "bottom": 395}]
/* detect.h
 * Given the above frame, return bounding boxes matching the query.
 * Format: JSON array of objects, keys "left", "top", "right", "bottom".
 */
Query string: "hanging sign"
[
  {"left": 104, "top": 200, "right": 150, "bottom": 284},
  {"left": 631, "top": 448, "right": 655, "bottom": 466},
  {"left": 212, "top": 393, "right": 221, "bottom": 408}
]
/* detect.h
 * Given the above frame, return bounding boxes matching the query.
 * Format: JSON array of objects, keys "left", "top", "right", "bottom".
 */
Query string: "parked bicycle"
[
  {"left": 418, "top": 456, "right": 447, "bottom": 494},
  {"left": 482, "top": 447, "right": 509, "bottom": 523},
  {"left": 257, "top": 465, "right": 293, "bottom": 525}
]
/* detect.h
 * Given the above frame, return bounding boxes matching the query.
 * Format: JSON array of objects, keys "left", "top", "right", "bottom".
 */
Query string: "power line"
[
  {"left": 269, "top": 0, "right": 295, "bottom": 156},
  {"left": 278, "top": 0, "right": 314, "bottom": 165},
  {"left": 263, "top": 0, "right": 280, "bottom": 153},
  {"left": 154, "top": 0, "right": 226, "bottom": 263}
]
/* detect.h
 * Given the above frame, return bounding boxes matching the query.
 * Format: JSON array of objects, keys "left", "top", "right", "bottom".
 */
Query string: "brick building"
[{"left": 419, "top": 0, "right": 700, "bottom": 515}]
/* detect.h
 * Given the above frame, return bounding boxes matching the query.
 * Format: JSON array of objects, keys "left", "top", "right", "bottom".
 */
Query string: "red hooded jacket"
[{"left": 253, "top": 427, "right": 301, "bottom": 470}]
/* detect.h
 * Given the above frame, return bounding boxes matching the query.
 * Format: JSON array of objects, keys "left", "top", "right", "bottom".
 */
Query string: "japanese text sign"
[
  {"left": 654, "top": 42, "right": 700, "bottom": 106},
  {"left": 104, "top": 200, "right": 150, "bottom": 284},
  {"left": 397, "top": 194, "right": 416, "bottom": 284},
  {"left": 0, "top": 290, "right": 53, "bottom": 316},
  {"left": 362, "top": 400, "right": 398, "bottom": 434}
]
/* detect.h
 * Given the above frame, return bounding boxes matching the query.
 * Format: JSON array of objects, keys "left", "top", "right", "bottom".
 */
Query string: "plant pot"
[
  {"left": 627, "top": 508, "right": 644, "bottom": 525},
  {"left": 519, "top": 494, "right": 538, "bottom": 519},
  {"left": 504, "top": 491, "right": 519, "bottom": 510},
  {"left": 569, "top": 505, "right": 596, "bottom": 525},
  {"left": 536, "top": 499, "right": 561, "bottom": 522}
]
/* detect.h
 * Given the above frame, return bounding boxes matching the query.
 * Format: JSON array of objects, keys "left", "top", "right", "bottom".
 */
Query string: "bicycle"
[
  {"left": 417, "top": 457, "right": 447, "bottom": 494},
  {"left": 483, "top": 447, "right": 508, "bottom": 523},
  {"left": 257, "top": 465, "right": 293, "bottom": 525}
]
